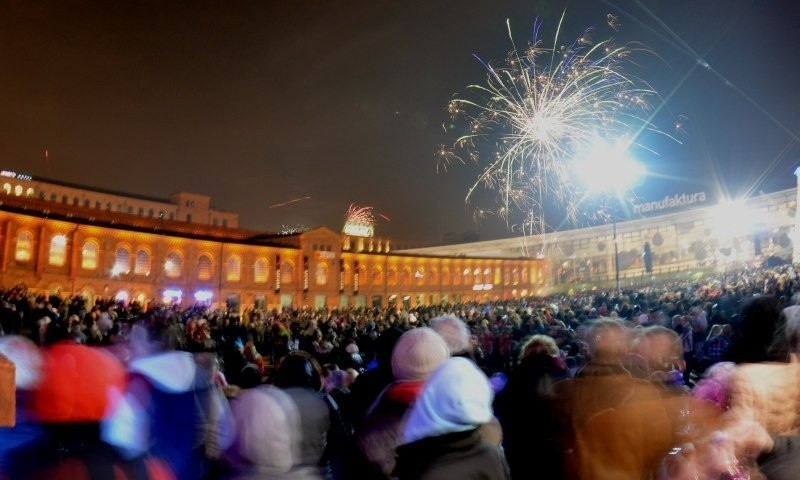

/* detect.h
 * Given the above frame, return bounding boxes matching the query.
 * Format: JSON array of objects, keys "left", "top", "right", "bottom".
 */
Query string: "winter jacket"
[
  {"left": 728, "top": 361, "right": 800, "bottom": 436},
  {"left": 554, "top": 363, "right": 673, "bottom": 480},
  {"left": 355, "top": 381, "right": 424, "bottom": 478},
  {"left": 393, "top": 428, "right": 510, "bottom": 480}
]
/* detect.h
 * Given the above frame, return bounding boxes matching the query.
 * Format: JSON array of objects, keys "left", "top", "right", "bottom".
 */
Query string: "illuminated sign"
[
  {"left": 632, "top": 192, "right": 707, "bottom": 215},
  {"left": 342, "top": 221, "right": 374, "bottom": 238},
  {"left": 316, "top": 251, "right": 336, "bottom": 259},
  {"left": 194, "top": 290, "right": 213, "bottom": 302},
  {"left": 472, "top": 284, "right": 494, "bottom": 291},
  {"left": 0, "top": 170, "right": 33, "bottom": 181}
]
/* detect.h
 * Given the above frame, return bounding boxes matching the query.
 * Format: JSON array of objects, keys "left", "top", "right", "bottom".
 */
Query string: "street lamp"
[{"left": 575, "top": 139, "right": 645, "bottom": 292}]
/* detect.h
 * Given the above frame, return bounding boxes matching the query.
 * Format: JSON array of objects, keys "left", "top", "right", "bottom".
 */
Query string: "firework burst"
[
  {"left": 440, "top": 12, "right": 673, "bottom": 239},
  {"left": 345, "top": 204, "right": 376, "bottom": 226}
]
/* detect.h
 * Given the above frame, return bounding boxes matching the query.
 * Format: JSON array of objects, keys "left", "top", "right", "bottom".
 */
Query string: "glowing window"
[
  {"left": 134, "top": 250, "right": 151, "bottom": 275},
  {"left": 49, "top": 234, "right": 67, "bottom": 266},
  {"left": 2, "top": 183, "right": 10, "bottom": 194},
  {"left": 113, "top": 247, "right": 131, "bottom": 274},
  {"left": 226, "top": 256, "right": 241, "bottom": 282},
  {"left": 254, "top": 257, "right": 269, "bottom": 283},
  {"left": 164, "top": 252, "right": 182, "bottom": 278},
  {"left": 81, "top": 241, "right": 99, "bottom": 270},
  {"left": 26, "top": 188, "right": 34, "bottom": 197},
  {"left": 315, "top": 263, "right": 328, "bottom": 286},
  {"left": 14, "top": 185, "right": 23, "bottom": 196},
  {"left": 15, "top": 231, "right": 32, "bottom": 262},
  {"left": 197, "top": 254, "right": 213, "bottom": 280}
]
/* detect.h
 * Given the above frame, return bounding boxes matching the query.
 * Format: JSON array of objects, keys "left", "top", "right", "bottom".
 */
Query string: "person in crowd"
[
  {"left": 102, "top": 320, "right": 229, "bottom": 480},
  {"left": 703, "top": 323, "right": 732, "bottom": 368},
  {"left": 349, "top": 326, "right": 403, "bottom": 429},
  {"left": 393, "top": 357, "right": 510, "bottom": 480},
  {"left": 270, "top": 350, "right": 348, "bottom": 480},
  {"left": 726, "top": 295, "right": 783, "bottom": 364},
  {"left": 224, "top": 384, "right": 323, "bottom": 480},
  {"left": 493, "top": 334, "right": 568, "bottom": 479},
  {"left": 355, "top": 327, "right": 450, "bottom": 479},
  {"left": 0, "top": 335, "right": 44, "bottom": 476},
  {"left": 430, "top": 314, "right": 473, "bottom": 358},
  {"left": 554, "top": 318, "right": 673, "bottom": 479}
]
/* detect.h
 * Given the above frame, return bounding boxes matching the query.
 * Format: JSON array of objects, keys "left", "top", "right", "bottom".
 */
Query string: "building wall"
[
  {"left": 0, "top": 211, "right": 543, "bottom": 311},
  {"left": 403, "top": 188, "right": 798, "bottom": 291},
  {"left": 0, "top": 170, "right": 238, "bottom": 227}
]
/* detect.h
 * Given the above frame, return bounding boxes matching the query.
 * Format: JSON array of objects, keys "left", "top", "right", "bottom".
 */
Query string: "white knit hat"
[
  {"left": 391, "top": 327, "right": 449, "bottom": 381},
  {"left": 430, "top": 314, "right": 471, "bottom": 355},
  {"left": 401, "top": 357, "right": 493, "bottom": 445}
]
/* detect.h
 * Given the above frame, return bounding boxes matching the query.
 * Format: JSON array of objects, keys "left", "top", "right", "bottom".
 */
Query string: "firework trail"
[
  {"left": 439, "top": 11, "right": 673, "bottom": 239},
  {"left": 269, "top": 196, "right": 311, "bottom": 208}
]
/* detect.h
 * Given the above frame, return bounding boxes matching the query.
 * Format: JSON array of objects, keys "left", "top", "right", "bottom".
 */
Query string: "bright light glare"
[
  {"left": 711, "top": 199, "right": 757, "bottom": 239},
  {"left": 194, "top": 290, "right": 213, "bottom": 302},
  {"left": 574, "top": 139, "right": 644, "bottom": 194}
]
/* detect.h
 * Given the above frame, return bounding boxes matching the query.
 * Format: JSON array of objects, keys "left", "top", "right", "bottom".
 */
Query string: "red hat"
[{"left": 32, "top": 343, "right": 126, "bottom": 423}]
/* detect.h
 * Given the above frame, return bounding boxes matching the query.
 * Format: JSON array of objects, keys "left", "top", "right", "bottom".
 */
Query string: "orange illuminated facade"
[{"left": 0, "top": 182, "right": 543, "bottom": 310}]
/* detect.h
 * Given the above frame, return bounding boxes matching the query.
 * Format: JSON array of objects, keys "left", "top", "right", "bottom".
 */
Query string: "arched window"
[
  {"left": 114, "top": 247, "right": 131, "bottom": 274},
  {"left": 81, "top": 241, "right": 99, "bottom": 270},
  {"left": 15, "top": 231, "right": 33, "bottom": 262},
  {"left": 15, "top": 185, "right": 23, "bottom": 196},
  {"left": 280, "top": 261, "right": 294, "bottom": 285},
  {"left": 315, "top": 263, "right": 328, "bottom": 286},
  {"left": 2, "top": 183, "right": 10, "bottom": 195},
  {"left": 26, "top": 188, "right": 34, "bottom": 197},
  {"left": 165, "top": 252, "right": 182, "bottom": 278},
  {"left": 226, "top": 256, "right": 241, "bottom": 282},
  {"left": 387, "top": 267, "right": 398, "bottom": 287},
  {"left": 254, "top": 257, "right": 269, "bottom": 283},
  {"left": 49, "top": 234, "right": 67, "bottom": 266},
  {"left": 197, "top": 254, "right": 213, "bottom": 281},
  {"left": 134, "top": 249, "right": 151, "bottom": 275}
]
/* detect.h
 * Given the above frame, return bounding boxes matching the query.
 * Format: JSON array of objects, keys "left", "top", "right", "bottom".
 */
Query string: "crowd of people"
[{"left": 1, "top": 263, "right": 800, "bottom": 479}]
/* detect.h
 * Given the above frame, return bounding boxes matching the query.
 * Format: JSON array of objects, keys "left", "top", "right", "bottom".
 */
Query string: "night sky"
[{"left": 0, "top": 1, "right": 798, "bottom": 244}]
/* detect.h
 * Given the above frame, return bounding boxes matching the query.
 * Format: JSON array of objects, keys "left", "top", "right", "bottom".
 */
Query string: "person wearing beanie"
[
  {"left": 430, "top": 314, "right": 472, "bottom": 357},
  {"left": 354, "top": 327, "right": 449, "bottom": 479},
  {"left": 394, "top": 357, "right": 510, "bottom": 480}
]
